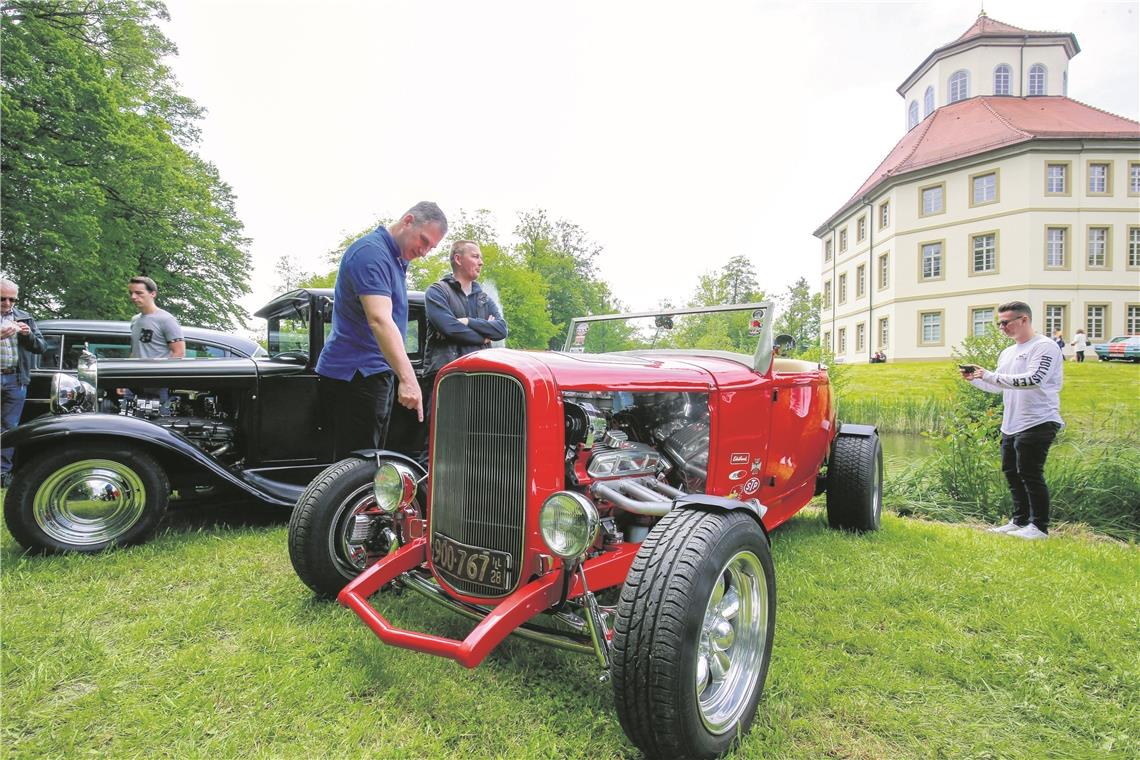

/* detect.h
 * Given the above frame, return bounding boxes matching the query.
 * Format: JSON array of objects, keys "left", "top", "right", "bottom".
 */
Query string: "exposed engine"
[
  {"left": 563, "top": 390, "right": 710, "bottom": 543},
  {"left": 113, "top": 390, "right": 237, "bottom": 459}
]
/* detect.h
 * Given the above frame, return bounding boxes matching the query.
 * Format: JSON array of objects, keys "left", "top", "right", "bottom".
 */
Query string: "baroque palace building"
[{"left": 814, "top": 12, "right": 1140, "bottom": 362}]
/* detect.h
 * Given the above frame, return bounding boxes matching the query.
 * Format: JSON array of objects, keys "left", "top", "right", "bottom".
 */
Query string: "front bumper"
[{"left": 338, "top": 537, "right": 639, "bottom": 668}]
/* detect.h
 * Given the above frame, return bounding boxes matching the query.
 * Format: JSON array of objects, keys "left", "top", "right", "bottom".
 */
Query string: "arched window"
[
  {"left": 908, "top": 101, "right": 919, "bottom": 129},
  {"left": 993, "top": 64, "right": 1011, "bottom": 96},
  {"left": 949, "top": 70, "right": 969, "bottom": 103},
  {"left": 924, "top": 86, "right": 935, "bottom": 116},
  {"left": 1062, "top": 71, "right": 1068, "bottom": 96},
  {"left": 1028, "top": 64, "right": 1047, "bottom": 96}
]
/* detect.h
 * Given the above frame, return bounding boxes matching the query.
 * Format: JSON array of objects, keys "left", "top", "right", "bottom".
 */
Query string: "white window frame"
[
  {"left": 922, "top": 242, "right": 942, "bottom": 280},
  {"left": 1088, "top": 163, "right": 1109, "bottom": 194},
  {"left": 973, "top": 234, "right": 997, "bottom": 273},
  {"left": 1046, "top": 163, "right": 1067, "bottom": 194},
  {"left": 949, "top": 70, "right": 969, "bottom": 103},
  {"left": 921, "top": 312, "right": 942, "bottom": 344},
  {"left": 921, "top": 184, "right": 944, "bottom": 215},
  {"left": 838, "top": 327, "right": 847, "bottom": 354},
  {"left": 993, "top": 64, "right": 1011, "bottom": 95},
  {"left": 1128, "top": 305, "right": 1140, "bottom": 335},
  {"left": 878, "top": 316, "right": 889, "bottom": 349},
  {"left": 1028, "top": 64, "right": 1047, "bottom": 96},
  {"left": 1087, "top": 227, "right": 1108, "bottom": 268},
  {"left": 972, "top": 307, "right": 995, "bottom": 337},
  {"left": 908, "top": 101, "right": 919, "bottom": 129},
  {"left": 1086, "top": 304, "right": 1107, "bottom": 341},
  {"left": 856, "top": 264, "right": 866, "bottom": 298},
  {"left": 1044, "top": 305, "right": 1065, "bottom": 337},
  {"left": 878, "top": 252, "right": 889, "bottom": 290},
  {"left": 1129, "top": 227, "right": 1140, "bottom": 269},
  {"left": 1046, "top": 227, "right": 1066, "bottom": 268},
  {"left": 923, "top": 86, "right": 934, "bottom": 117},
  {"left": 972, "top": 172, "right": 997, "bottom": 205}
]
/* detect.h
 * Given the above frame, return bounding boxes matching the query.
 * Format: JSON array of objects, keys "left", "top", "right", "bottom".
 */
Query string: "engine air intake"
[{"left": 429, "top": 372, "right": 527, "bottom": 597}]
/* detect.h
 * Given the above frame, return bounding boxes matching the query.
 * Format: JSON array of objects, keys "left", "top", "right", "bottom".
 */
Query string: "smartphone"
[{"left": 958, "top": 364, "right": 978, "bottom": 372}]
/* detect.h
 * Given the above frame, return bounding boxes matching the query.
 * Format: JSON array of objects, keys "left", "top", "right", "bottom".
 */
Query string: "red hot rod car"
[{"left": 288, "top": 302, "right": 882, "bottom": 759}]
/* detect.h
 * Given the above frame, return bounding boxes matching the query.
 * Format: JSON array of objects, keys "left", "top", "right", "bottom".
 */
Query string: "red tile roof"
[
  {"left": 817, "top": 97, "right": 1140, "bottom": 234},
  {"left": 955, "top": 14, "right": 1035, "bottom": 42}
]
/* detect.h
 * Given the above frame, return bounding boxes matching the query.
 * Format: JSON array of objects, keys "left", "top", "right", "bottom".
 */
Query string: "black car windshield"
[{"left": 267, "top": 303, "right": 310, "bottom": 357}]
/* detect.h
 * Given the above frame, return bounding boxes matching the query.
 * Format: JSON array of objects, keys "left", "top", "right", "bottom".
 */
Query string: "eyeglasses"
[
  {"left": 0, "top": 297, "right": 17, "bottom": 303},
  {"left": 997, "top": 316, "right": 1026, "bottom": 327}
]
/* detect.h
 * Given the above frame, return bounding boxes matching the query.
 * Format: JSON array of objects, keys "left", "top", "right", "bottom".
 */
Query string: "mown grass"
[
  {"left": 840, "top": 359, "right": 1139, "bottom": 437},
  {"left": 3, "top": 505, "right": 1137, "bottom": 758}
]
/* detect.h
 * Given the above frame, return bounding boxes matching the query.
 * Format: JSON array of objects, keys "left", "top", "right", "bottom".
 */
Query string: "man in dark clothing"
[
  {"left": 316, "top": 201, "right": 447, "bottom": 460},
  {"left": 417, "top": 240, "right": 508, "bottom": 465},
  {"left": 1, "top": 278, "right": 46, "bottom": 484}
]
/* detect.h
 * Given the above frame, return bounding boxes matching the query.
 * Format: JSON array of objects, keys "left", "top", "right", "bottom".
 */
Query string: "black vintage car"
[{"left": 3, "top": 288, "right": 427, "bottom": 560}]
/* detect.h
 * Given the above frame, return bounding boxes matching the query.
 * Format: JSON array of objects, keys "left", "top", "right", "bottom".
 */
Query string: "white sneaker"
[
  {"left": 988, "top": 521, "right": 1022, "bottom": 533},
  {"left": 1010, "top": 524, "right": 1048, "bottom": 540}
]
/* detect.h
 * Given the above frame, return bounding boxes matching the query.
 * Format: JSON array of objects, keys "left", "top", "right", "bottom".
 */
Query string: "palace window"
[
  {"left": 1086, "top": 305, "right": 1106, "bottom": 341},
  {"left": 838, "top": 327, "right": 847, "bottom": 354},
  {"left": 1130, "top": 162, "right": 1140, "bottom": 194},
  {"left": 923, "top": 86, "right": 934, "bottom": 116},
  {"left": 908, "top": 101, "right": 919, "bottom": 129},
  {"left": 856, "top": 323, "right": 866, "bottom": 352},
  {"left": 1087, "top": 227, "right": 1109, "bottom": 268},
  {"left": 823, "top": 280, "right": 832, "bottom": 309},
  {"left": 972, "top": 307, "right": 995, "bottom": 337},
  {"left": 823, "top": 331, "right": 832, "bottom": 352},
  {"left": 972, "top": 234, "right": 997, "bottom": 274},
  {"left": 972, "top": 172, "right": 997, "bottom": 205},
  {"left": 1088, "top": 163, "right": 1110, "bottom": 194},
  {"left": 839, "top": 229, "right": 848, "bottom": 253},
  {"left": 857, "top": 216, "right": 866, "bottom": 242},
  {"left": 878, "top": 252, "right": 889, "bottom": 289},
  {"left": 921, "top": 242, "right": 942, "bottom": 280},
  {"left": 1046, "top": 163, "right": 1067, "bottom": 194},
  {"left": 879, "top": 200, "right": 889, "bottom": 228},
  {"left": 878, "top": 317, "right": 889, "bottom": 349},
  {"left": 921, "top": 184, "right": 944, "bottom": 215},
  {"left": 838, "top": 273, "right": 848, "bottom": 304},
  {"left": 1129, "top": 227, "right": 1140, "bottom": 268},
  {"left": 856, "top": 264, "right": 866, "bottom": 298},
  {"left": 920, "top": 312, "right": 942, "bottom": 344},
  {"left": 949, "top": 70, "right": 969, "bottom": 103},
  {"left": 993, "top": 64, "right": 1011, "bottom": 95},
  {"left": 1128, "top": 305, "right": 1140, "bottom": 335},
  {"left": 825, "top": 239, "right": 832, "bottom": 261},
  {"left": 1028, "top": 64, "right": 1047, "bottom": 96},
  {"left": 1045, "top": 305, "right": 1066, "bottom": 337},
  {"left": 1046, "top": 227, "right": 1067, "bottom": 268}
]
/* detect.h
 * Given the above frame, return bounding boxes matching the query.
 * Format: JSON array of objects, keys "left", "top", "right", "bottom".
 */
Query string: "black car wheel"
[
  {"left": 826, "top": 432, "right": 884, "bottom": 532},
  {"left": 288, "top": 457, "right": 407, "bottom": 599},
  {"left": 3, "top": 442, "right": 169, "bottom": 553},
  {"left": 613, "top": 509, "right": 775, "bottom": 760}
]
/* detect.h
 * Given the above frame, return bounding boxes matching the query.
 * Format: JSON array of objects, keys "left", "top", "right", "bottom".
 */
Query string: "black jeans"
[
  {"left": 324, "top": 370, "right": 394, "bottom": 461},
  {"left": 1000, "top": 421, "right": 1060, "bottom": 532}
]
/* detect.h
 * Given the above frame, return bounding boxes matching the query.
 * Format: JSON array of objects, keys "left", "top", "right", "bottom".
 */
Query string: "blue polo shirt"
[{"left": 316, "top": 226, "right": 409, "bottom": 381}]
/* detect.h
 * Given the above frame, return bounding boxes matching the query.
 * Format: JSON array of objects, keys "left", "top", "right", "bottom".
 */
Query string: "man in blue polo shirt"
[{"left": 316, "top": 201, "right": 448, "bottom": 459}]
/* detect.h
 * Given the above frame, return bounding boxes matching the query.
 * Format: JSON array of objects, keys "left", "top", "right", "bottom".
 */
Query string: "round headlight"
[
  {"left": 50, "top": 373, "right": 95, "bottom": 414},
  {"left": 539, "top": 491, "right": 600, "bottom": 560},
  {"left": 373, "top": 461, "right": 416, "bottom": 513}
]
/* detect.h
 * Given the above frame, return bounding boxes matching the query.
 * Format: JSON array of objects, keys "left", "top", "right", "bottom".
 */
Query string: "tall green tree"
[
  {"left": 774, "top": 276, "right": 821, "bottom": 355},
  {"left": 1, "top": 0, "right": 250, "bottom": 329}
]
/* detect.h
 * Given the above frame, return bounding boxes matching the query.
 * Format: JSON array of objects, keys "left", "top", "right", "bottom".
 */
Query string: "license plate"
[{"left": 430, "top": 532, "right": 512, "bottom": 592}]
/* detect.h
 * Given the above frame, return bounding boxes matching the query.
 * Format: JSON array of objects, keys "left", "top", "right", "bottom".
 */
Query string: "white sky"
[{"left": 160, "top": 0, "right": 1140, "bottom": 322}]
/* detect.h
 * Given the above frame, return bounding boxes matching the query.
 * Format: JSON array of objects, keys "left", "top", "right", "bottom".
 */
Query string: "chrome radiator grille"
[{"left": 429, "top": 372, "right": 527, "bottom": 597}]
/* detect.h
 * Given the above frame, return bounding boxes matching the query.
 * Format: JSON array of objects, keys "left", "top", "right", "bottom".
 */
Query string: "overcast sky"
[{"left": 160, "top": 0, "right": 1139, "bottom": 319}]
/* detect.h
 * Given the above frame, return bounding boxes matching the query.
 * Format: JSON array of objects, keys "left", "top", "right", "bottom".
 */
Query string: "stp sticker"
[
  {"left": 743, "top": 477, "right": 761, "bottom": 495},
  {"left": 728, "top": 469, "right": 747, "bottom": 481},
  {"left": 729, "top": 452, "right": 749, "bottom": 465}
]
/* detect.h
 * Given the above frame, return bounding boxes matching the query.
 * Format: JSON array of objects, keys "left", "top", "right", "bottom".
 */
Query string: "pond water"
[{"left": 879, "top": 431, "right": 935, "bottom": 471}]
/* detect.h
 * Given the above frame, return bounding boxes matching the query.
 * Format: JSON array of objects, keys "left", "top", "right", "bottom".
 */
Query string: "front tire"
[
  {"left": 613, "top": 509, "right": 775, "bottom": 759},
  {"left": 826, "top": 432, "right": 883, "bottom": 532},
  {"left": 288, "top": 457, "right": 404, "bottom": 598},
  {"left": 3, "top": 442, "right": 169, "bottom": 553}
]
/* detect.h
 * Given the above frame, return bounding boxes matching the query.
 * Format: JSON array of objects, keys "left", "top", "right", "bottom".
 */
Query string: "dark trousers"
[
  {"left": 1, "top": 374, "right": 27, "bottom": 475},
  {"left": 325, "top": 370, "right": 394, "bottom": 461},
  {"left": 1075, "top": 351, "right": 1085, "bottom": 363},
  {"left": 1000, "top": 422, "right": 1060, "bottom": 532}
]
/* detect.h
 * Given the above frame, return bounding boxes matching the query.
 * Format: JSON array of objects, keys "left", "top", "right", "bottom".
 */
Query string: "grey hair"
[
  {"left": 997, "top": 300, "right": 1032, "bottom": 320},
  {"left": 0, "top": 278, "right": 17, "bottom": 292},
  {"left": 402, "top": 201, "right": 448, "bottom": 235}
]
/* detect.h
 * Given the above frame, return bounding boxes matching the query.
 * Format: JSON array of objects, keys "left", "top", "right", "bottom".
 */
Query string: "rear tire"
[
  {"left": 288, "top": 457, "right": 402, "bottom": 598},
  {"left": 4, "top": 441, "right": 168, "bottom": 553},
  {"left": 613, "top": 509, "right": 775, "bottom": 759},
  {"left": 826, "top": 432, "right": 883, "bottom": 532}
]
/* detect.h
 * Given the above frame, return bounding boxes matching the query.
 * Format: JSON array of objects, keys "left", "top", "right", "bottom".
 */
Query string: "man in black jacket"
[
  {"left": 1, "top": 278, "right": 46, "bottom": 484},
  {"left": 417, "top": 241, "right": 508, "bottom": 464}
]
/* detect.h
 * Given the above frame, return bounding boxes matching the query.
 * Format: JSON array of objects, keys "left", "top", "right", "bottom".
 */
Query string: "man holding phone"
[
  {"left": 0, "top": 278, "right": 46, "bottom": 485},
  {"left": 959, "top": 301, "right": 1063, "bottom": 539}
]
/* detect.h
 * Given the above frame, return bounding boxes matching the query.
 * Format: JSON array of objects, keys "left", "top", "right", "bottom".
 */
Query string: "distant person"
[
  {"left": 128, "top": 276, "right": 184, "bottom": 359},
  {"left": 416, "top": 240, "right": 508, "bottom": 465},
  {"left": 1070, "top": 328, "right": 1087, "bottom": 363},
  {"left": 0, "top": 278, "right": 46, "bottom": 485},
  {"left": 1052, "top": 329, "right": 1065, "bottom": 356},
  {"left": 316, "top": 201, "right": 447, "bottom": 460},
  {"left": 960, "top": 301, "right": 1063, "bottom": 540}
]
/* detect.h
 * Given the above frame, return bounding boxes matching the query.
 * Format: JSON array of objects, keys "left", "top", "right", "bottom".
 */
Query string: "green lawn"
[
  {"left": 3, "top": 507, "right": 1136, "bottom": 759},
  {"left": 840, "top": 359, "right": 1140, "bottom": 436}
]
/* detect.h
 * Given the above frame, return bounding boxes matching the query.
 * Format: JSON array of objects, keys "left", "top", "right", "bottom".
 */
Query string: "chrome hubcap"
[
  {"left": 32, "top": 459, "right": 147, "bottom": 546},
  {"left": 331, "top": 485, "right": 383, "bottom": 576},
  {"left": 696, "top": 550, "right": 770, "bottom": 734}
]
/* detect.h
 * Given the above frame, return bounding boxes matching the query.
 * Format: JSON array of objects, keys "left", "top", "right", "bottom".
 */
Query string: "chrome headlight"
[
  {"left": 539, "top": 491, "right": 600, "bottom": 560},
  {"left": 50, "top": 373, "right": 96, "bottom": 414},
  {"left": 373, "top": 461, "right": 417, "bottom": 513}
]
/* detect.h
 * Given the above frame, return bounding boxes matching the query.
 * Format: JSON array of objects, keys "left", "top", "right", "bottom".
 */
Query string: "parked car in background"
[
  {"left": 289, "top": 301, "right": 883, "bottom": 760},
  {"left": 1092, "top": 335, "right": 1140, "bottom": 362},
  {"left": 3, "top": 289, "right": 427, "bottom": 556},
  {"left": 22, "top": 320, "right": 267, "bottom": 423}
]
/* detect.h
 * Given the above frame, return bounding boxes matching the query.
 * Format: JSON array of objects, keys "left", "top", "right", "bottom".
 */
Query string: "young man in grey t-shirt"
[{"left": 127, "top": 276, "right": 184, "bottom": 359}]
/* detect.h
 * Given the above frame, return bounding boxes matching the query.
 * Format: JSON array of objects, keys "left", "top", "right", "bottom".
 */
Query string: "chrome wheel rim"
[
  {"left": 329, "top": 484, "right": 381, "bottom": 577},
  {"left": 696, "top": 549, "right": 770, "bottom": 734},
  {"left": 32, "top": 459, "right": 147, "bottom": 546}
]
